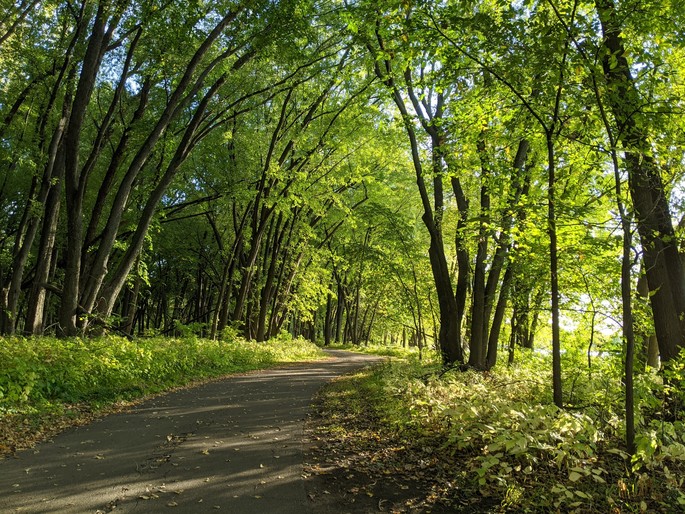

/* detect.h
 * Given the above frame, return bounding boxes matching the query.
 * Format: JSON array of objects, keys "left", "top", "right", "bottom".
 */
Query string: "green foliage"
[
  {"left": 354, "top": 353, "right": 685, "bottom": 512},
  {"left": 326, "top": 342, "right": 440, "bottom": 361},
  {"left": 0, "top": 334, "right": 324, "bottom": 414}
]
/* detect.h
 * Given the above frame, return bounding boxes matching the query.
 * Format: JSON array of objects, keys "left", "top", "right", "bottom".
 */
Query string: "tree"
[{"left": 594, "top": 0, "right": 685, "bottom": 368}]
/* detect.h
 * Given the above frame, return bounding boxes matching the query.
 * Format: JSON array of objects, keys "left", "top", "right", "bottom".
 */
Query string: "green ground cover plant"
[
  {"left": 315, "top": 350, "right": 685, "bottom": 513},
  {"left": 0, "top": 333, "right": 324, "bottom": 455}
]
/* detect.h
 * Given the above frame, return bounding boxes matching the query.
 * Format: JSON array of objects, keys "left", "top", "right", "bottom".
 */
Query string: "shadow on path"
[{"left": 0, "top": 350, "right": 382, "bottom": 513}]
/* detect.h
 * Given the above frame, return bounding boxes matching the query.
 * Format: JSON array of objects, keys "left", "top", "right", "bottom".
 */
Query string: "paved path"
[{"left": 0, "top": 350, "right": 382, "bottom": 513}]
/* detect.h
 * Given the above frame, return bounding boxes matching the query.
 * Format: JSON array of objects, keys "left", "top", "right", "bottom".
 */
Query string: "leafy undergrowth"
[
  {"left": 0, "top": 333, "right": 324, "bottom": 457},
  {"left": 307, "top": 354, "right": 685, "bottom": 513},
  {"left": 306, "top": 368, "right": 473, "bottom": 513}
]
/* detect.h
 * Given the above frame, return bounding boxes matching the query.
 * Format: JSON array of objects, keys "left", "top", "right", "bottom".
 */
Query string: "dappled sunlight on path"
[{"left": 0, "top": 350, "right": 382, "bottom": 513}]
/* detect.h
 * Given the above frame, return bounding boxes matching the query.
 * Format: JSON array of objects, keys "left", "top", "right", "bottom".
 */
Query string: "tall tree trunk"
[
  {"left": 324, "top": 288, "right": 333, "bottom": 346},
  {"left": 485, "top": 263, "right": 514, "bottom": 370},
  {"left": 636, "top": 272, "right": 660, "bottom": 369},
  {"left": 4, "top": 116, "right": 67, "bottom": 334},
  {"left": 256, "top": 214, "right": 287, "bottom": 341},
  {"left": 452, "top": 176, "right": 470, "bottom": 349},
  {"left": 482, "top": 140, "right": 530, "bottom": 341},
  {"left": 370, "top": 36, "right": 462, "bottom": 365},
  {"left": 334, "top": 272, "right": 345, "bottom": 343},
  {"left": 595, "top": 0, "right": 685, "bottom": 365},
  {"left": 83, "top": 10, "right": 246, "bottom": 320},
  {"left": 60, "top": 4, "right": 115, "bottom": 335},
  {"left": 25, "top": 120, "right": 67, "bottom": 334},
  {"left": 98, "top": 74, "right": 230, "bottom": 318},
  {"left": 468, "top": 138, "right": 490, "bottom": 369},
  {"left": 547, "top": 131, "right": 563, "bottom": 408}
]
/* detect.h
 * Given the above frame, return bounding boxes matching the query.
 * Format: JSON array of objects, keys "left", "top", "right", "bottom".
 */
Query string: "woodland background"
[{"left": 2, "top": 0, "right": 685, "bottom": 510}]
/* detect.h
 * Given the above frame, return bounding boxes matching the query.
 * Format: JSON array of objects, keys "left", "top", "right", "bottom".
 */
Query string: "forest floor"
[
  {"left": 0, "top": 350, "right": 382, "bottom": 513},
  {"left": 303, "top": 370, "right": 493, "bottom": 514},
  {"left": 303, "top": 361, "right": 685, "bottom": 514}
]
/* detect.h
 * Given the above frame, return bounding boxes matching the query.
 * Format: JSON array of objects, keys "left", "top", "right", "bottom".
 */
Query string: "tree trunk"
[
  {"left": 370, "top": 41, "right": 462, "bottom": 365},
  {"left": 452, "top": 176, "right": 470, "bottom": 356},
  {"left": 99, "top": 74, "right": 230, "bottom": 318},
  {"left": 25, "top": 124, "right": 66, "bottom": 334},
  {"left": 485, "top": 263, "right": 514, "bottom": 370},
  {"left": 595, "top": 0, "right": 685, "bottom": 365},
  {"left": 256, "top": 214, "right": 287, "bottom": 341},
  {"left": 83, "top": 10, "right": 246, "bottom": 321},
  {"left": 547, "top": 132, "right": 563, "bottom": 408},
  {"left": 334, "top": 272, "right": 345, "bottom": 343},
  {"left": 60, "top": 5, "right": 113, "bottom": 335},
  {"left": 636, "top": 268, "right": 660, "bottom": 370},
  {"left": 324, "top": 289, "right": 333, "bottom": 346},
  {"left": 468, "top": 138, "right": 490, "bottom": 369}
]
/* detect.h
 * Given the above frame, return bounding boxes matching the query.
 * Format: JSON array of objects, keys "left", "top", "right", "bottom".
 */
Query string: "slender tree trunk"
[
  {"left": 469, "top": 138, "right": 490, "bottom": 369},
  {"left": 485, "top": 263, "right": 514, "bottom": 370},
  {"left": 25, "top": 123, "right": 66, "bottom": 334},
  {"left": 83, "top": 10, "right": 246, "bottom": 320},
  {"left": 636, "top": 272, "right": 660, "bottom": 369},
  {"left": 334, "top": 272, "right": 345, "bottom": 343},
  {"left": 482, "top": 140, "right": 529, "bottom": 344},
  {"left": 98, "top": 75, "right": 230, "bottom": 318},
  {"left": 60, "top": 5, "right": 114, "bottom": 335},
  {"left": 508, "top": 309, "right": 517, "bottom": 366},
  {"left": 324, "top": 288, "right": 333, "bottom": 346},
  {"left": 370, "top": 41, "right": 462, "bottom": 365},
  {"left": 547, "top": 132, "right": 563, "bottom": 408},
  {"left": 451, "top": 176, "right": 470, "bottom": 353},
  {"left": 4, "top": 115, "right": 67, "bottom": 334},
  {"left": 595, "top": 0, "right": 685, "bottom": 366},
  {"left": 256, "top": 215, "right": 287, "bottom": 341}
]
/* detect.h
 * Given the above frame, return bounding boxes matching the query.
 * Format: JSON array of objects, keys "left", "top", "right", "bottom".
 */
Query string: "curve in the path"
[{"left": 0, "top": 349, "right": 382, "bottom": 514}]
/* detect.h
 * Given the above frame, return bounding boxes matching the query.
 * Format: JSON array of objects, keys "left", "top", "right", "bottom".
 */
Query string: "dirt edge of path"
[{"left": 302, "top": 369, "right": 491, "bottom": 514}]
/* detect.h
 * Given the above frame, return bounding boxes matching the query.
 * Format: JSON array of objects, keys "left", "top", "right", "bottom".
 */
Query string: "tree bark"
[
  {"left": 60, "top": 4, "right": 115, "bottom": 335},
  {"left": 369, "top": 28, "right": 463, "bottom": 365},
  {"left": 468, "top": 138, "right": 490, "bottom": 369},
  {"left": 595, "top": 0, "right": 685, "bottom": 364}
]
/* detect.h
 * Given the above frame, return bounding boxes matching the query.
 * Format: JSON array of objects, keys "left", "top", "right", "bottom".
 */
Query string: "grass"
[
  {"left": 324, "top": 341, "right": 439, "bottom": 360},
  {"left": 0, "top": 333, "right": 325, "bottom": 456}
]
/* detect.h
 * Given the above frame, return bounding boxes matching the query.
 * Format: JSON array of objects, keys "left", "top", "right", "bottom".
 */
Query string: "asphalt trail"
[{"left": 0, "top": 349, "right": 382, "bottom": 513}]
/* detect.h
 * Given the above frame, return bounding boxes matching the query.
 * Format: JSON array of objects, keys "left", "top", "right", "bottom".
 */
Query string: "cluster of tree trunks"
[{"left": 1, "top": 1, "right": 683, "bottom": 403}]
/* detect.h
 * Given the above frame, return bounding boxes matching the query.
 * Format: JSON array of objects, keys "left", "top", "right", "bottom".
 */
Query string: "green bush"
[{"left": 356, "top": 351, "right": 685, "bottom": 512}]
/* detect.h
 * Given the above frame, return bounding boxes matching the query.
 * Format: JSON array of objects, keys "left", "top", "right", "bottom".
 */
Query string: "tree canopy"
[{"left": 2, "top": 0, "right": 685, "bottom": 457}]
